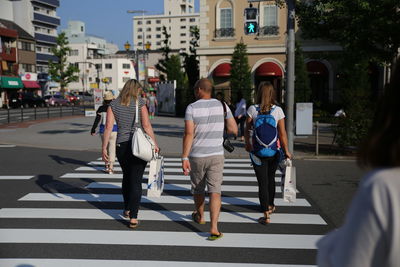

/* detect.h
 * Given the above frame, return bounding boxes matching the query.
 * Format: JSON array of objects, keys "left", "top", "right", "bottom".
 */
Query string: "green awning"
[{"left": 0, "top": 76, "right": 23, "bottom": 89}]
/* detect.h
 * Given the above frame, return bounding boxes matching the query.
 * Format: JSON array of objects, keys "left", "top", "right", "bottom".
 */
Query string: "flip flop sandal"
[
  {"left": 191, "top": 212, "right": 206, "bottom": 225},
  {"left": 268, "top": 206, "right": 276, "bottom": 214},
  {"left": 123, "top": 210, "right": 130, "bottom": 219},
  {"left": 208, "top": 232, "right": 223, "bottom": 241},
  {"left": 258, "top": 216, "right": 271, "bottom": 225},
  {"left": 129, "top": 221, "right": 139, "bottom": 229}
]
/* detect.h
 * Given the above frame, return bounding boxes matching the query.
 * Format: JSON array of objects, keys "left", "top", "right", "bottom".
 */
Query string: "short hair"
[{"left": 194, "top": 78, "right": 213, "bottom": 94}]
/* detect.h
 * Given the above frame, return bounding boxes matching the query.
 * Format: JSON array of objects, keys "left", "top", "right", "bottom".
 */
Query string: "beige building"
[
  {"left": 198, "top": 0, "right": 288, "bottom": 102},
  {"left": 132, "top": 0, "right": 199, "bottom": 52}
]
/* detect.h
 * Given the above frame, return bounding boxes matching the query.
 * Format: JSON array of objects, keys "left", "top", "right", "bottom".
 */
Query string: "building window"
[
  {"left": 138, "top": 42, "right": 143, "bottom": 46},
  {"left": 36, "top": 46, "right": 42, "bottom": 52},
  {"left": 122, "top": 77, "right": 130, "bottom": 83},
  {"left": 146, "top": 28, "right": 151, "bottom": 32},
  {"left": 89, "top": 77, "right": 92, "bottom": 82},
  {"left": 156, "top": 34, "right": 161, "bottom": 38},
  {"left": 20, "top": 64, "right": 36, "bottom": 73},
  {"left": 180, "top": 40, "right": 186, "bottom": 44},
  {"left": 180, "top": 25, "right": 186, "bottom": 29},
  {"left": 260, "top": 4, "right": 279, "bottom": 36},
  {"left": 146, "top": 20, "right": 151, "bottom": 24},
  {"left": 220, "top": 8, "right": 233, "bottom": 29},
  {"left": 69, "top": 49, "right": 79, "bottom": 56},
  {"left": 81, "top": 26, "right": 84, "bottom": 32},
  {"left": 156, "top": 41, "right": 161, "bottom": 45},
  {"left": 95, "top": 64, "right": 102, "bottom": 70},
  {"left": 190, "top": 18, "right": 196, "bottom": 22},
  {"left": 105, "top": 64, "right": 112, "bottom": 69},
  {"left": 138, "top": 28, "right": 142, "bottom": 32},
  {"left": 156, "top": 27, "right": 162, "bottom": 31},
  {"left": 122, "top": 63, "right": 130, "bottom": 69},
  {"left": 146, "top": 35, "right": 152, "bottom": 39},
  {"left": 18, "top": 41, "right": 35, "bottom": 51},
  {"left": 180, "top": 18, "right": 186, "bottom": 22},
  {"left": 138, "top": 35, "right": 142, "bottom": 39},
  {"left": 180, "top": 33, "right": 186, "bottom": 36},
  {"left": 156, "top": 20, "right": 161, "bottom": 24},
  {"left": 137, "top": 21, "right": 142, "bottom": 25}
]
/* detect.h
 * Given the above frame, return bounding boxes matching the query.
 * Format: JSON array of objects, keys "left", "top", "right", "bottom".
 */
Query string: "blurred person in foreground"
[
  {"left": 102, "top": 79, "right": 159, "bottom": 229},
  {"left": 317, "top": 63, "right": 400, "bottom": 267}
]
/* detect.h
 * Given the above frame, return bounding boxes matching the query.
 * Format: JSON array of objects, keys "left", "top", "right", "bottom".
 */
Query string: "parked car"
[
  {"left": 44, "top": 95, "right": 69, "bottom": 106},
  {"left": 77, "top": 91, "right": 93, "bottom": 102},
  {"left": 9, "top": 92, "right": 46, "bottom": 108},
  {"left": 65, "top": 92, "right": 79, "bottom": 105}
]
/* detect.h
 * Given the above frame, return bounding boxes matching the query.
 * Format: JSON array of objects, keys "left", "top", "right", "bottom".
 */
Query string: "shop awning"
[
  {"left": 213, "top": 63, "right": 231, "bottom": 77},
  {"left": 0, "top": 76, "right": 23, "bottom": 89},
  {"left": 255, "top": 62, "right": 283, "bottom": 76},
  {"left": 307, "top": 61, "right": 328, "bottom": 75},
  {"left": 23, "top": 80, "right": 41, "bottom": 89}
]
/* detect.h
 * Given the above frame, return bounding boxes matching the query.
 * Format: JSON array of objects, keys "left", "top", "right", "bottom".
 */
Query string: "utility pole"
[{"left": 286, "top": 0, "right": 295, "bottom": 153}]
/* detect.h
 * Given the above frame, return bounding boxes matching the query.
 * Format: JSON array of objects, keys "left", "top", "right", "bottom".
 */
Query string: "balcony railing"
[
  {"left": 33, "top": 12, "right": 61, "bottom": 26},
  {"left": 259, "top": 26, "right": 279, "bottom": 36},
  {"left": 31, "top": 0, "right": 60, "bottom": 7},
  {"left": 215, "top": 28, "right": 235, "bottom": 38}
]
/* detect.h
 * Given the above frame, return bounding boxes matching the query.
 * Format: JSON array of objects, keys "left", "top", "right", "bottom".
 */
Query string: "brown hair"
[
  {"left": 119, "top": 79, "right": 142, "bottom": 106},
  {"left": 194, "top": 78, "right": 213, "bottom": 94},
  {"left": 256, "top": 81, "right": 277, "bottom": 113},
  {"left": 358, "top": 62, "right": 400, "bottom": 168}
]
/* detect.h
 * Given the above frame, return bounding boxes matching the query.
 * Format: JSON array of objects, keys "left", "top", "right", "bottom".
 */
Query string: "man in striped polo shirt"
[{"left": 182, "top": 78, "right": 237, "bottom": 240}]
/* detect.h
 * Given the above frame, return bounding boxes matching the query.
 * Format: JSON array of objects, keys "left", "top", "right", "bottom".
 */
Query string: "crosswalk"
[{"left": 0, "top": 157, "right": 329, "bottom": 266}]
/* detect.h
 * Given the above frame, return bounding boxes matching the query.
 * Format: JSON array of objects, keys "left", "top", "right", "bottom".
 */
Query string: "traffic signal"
[{"left": 244, "top": 7, "right": 258, "bottom": 35}]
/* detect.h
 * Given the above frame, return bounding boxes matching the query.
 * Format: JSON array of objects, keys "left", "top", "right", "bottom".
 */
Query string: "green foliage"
[
  {"left": 155, "top": 26, "right": 172, "bottom": 81},
  {"left": 181, "top": 26, "right": 200, "bottom": 91},
  {"left": 48, "top": 32, "right": 79, "bottom": 94},
  {"left": 294, "top": 41, "right": 311, "bottom": 102},
  {"left": 297, "top": 0, "right": 400, "bottom": 64},
  {"left": 230, "top": 42, "right": 252, "bottom": 104}
]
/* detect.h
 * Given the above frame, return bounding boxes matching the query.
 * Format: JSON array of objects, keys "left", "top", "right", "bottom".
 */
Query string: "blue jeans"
[{"left": 116, "top": 140, "right": 147, "bottom": 219}]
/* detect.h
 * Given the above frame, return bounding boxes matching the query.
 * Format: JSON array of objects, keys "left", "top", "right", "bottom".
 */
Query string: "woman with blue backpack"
[{"left": 244, "top": 81, "right": 292, "bottom": 224}]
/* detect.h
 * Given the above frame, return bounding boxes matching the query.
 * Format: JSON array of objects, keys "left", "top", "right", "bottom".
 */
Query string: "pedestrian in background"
[
  {"left": 102, "top": 79, "right": 159, "bottom": 229},
  {"left": 234, "top": 92, "right": 247, "bottom": 142},
  {"left": 90, "top": 91, "right": 117, "bottom": 174},
  {"left": 317, "top": 63, "right": 400, "bottom": 267},
  {"left": 182, "top": 78, "right": 237, "bottom": 240},
  {"left": 244, "top": 81, "right": 291, "bottom": 224},
  {"left": 147, "top": 90, "right": 157, "bottom": 119}
]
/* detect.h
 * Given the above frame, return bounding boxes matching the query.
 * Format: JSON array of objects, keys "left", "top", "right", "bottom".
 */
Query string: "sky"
[{"left": 57, "top": 0, "right": 199, "bottom": 50}]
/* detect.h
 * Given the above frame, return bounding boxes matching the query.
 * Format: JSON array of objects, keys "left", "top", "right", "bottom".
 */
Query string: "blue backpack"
[{"left": 252, "top": 106, "right": 278, "bottom": 157}]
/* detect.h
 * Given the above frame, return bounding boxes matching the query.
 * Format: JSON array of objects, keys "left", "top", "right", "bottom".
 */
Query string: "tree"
[
  {"left": 181, "top": 26, "right": 200, "bottom": 91},
  {"left": 230, "top": 41, "right": 252, "bottom": 104},
  {"left": 297, "top": 0, "right": 400, "bottom": 67},
  {"left": 294, "top": 41, "right": 311, "bottom": 103},
  {"left": 155, "top": 26, "right": 172, "bottom": 81},
  {"left": 48, "top": 32, "right": 79, "bottom": 94}
]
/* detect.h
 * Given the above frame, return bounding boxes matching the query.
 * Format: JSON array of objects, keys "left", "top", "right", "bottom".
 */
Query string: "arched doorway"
[
  {"left": 307, "top": 61, "right": 329, "bottom": 108},
  {"left": 254, "top": 62, "right": 283, "bottom": 103},
  {"left": 212, "top": 63, "right": 232, "bottom": 102}
]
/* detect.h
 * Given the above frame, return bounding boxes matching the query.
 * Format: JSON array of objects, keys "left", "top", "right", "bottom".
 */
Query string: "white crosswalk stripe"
[
  {"left": 0, "top": 175, "right": 34, "bottom": 180},
  {"left": 0, "top": 156, "right": 325, "bottom": 266}
]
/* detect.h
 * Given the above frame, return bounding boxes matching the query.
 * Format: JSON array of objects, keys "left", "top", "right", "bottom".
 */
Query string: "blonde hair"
[
  {"left": 256, "top": 81, "right": 277, "bottom": 113},
  {"left": 119, "top": 79, "right": 142, "bottom": 106}
]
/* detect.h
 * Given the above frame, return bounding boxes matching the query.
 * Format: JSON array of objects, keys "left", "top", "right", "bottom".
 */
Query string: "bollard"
[
  {"left": 315, "top": 121, "right": 319, "bottom": 156},
  {"left": 20, "top": 106, "right": 24, "bottom": 122},
  {"left": 7, "top": 107, "right": 10, "bottom": 124},
  {"left": 34, "top": 105, "right": 37, "bottom": 120}
]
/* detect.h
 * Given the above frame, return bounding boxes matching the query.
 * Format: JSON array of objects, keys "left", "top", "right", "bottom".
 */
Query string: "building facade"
[{"left": 132, "top": 0, "right": 199, "bottom": 52}]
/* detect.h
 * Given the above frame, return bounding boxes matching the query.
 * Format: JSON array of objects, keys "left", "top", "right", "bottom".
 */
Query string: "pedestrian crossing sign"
[{"left": 245, "top": 22, "right": 258, "bottom": 35}]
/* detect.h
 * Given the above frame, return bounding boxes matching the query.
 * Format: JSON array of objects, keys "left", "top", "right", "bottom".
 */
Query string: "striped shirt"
[
  {"left": 185, "top": 98, "right": 233, "bottom": 157},
  {"left": 110, "top": 97, "right": 146, "bottom": 144}
]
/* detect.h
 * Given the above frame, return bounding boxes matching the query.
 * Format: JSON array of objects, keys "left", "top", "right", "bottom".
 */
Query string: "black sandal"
[
  {"left": 258, "top": 215, "right": 271, "bottom": 225},
  {"left": 191, "top": 212, "right": 206, "bottom": 224}
]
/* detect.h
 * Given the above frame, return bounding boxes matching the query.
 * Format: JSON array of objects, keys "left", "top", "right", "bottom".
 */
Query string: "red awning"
[
  {"left": 213, "top": 63, "right": 231, "bottom": 77},
  {"left": 23, "top": 80, "right": 41, "bottom": 89},
  {"left": 255, "top": 62, "right": 283, "bottom": 76},
  {"left": 148, "top": 77, "right": 160, "bottom": 83},
  {"left": 307, "top": 61, "right": 328, "bottom": 75}
]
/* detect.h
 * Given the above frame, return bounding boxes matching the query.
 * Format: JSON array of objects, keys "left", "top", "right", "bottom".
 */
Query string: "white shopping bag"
[
  {"left": 147, "top": 155, "right": 164, "bottom": 197},
  {"left": 282, "top": 159, "right": 296, "bottom": 203}
]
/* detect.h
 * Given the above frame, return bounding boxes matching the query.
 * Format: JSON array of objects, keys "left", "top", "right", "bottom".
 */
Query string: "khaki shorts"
[{"left": 189, "top": 155, "right": 224, "bottom": 194}]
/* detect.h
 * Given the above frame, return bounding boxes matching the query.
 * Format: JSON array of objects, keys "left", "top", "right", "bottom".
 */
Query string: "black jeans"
[
  {"left": 116, "top": 140, "right": 147, "bottom": 219},
  {"left": 235, "top": 116, "right": 246, "bottom": 137},
  {"left": 252, "top": 153, "right": 280, "bottom": 212}
]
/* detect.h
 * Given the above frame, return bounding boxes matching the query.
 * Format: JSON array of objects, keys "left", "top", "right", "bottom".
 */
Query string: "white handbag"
[
  {"left": 131, "top": 99, "right": 155, "bottom": 162},
  {"left": 282, "top": 159, "right": 297, "bottom": 203},
  {"left": 147, "top": 154, "right": 164, "bottom": 197}
]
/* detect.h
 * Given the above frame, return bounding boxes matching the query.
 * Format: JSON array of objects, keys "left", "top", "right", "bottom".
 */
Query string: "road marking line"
[
  {"left": 0, "top": 208, "right": 326, "bottom": 225},
  {"left": 0, "top": 176, "right": 34, "bottom": 180},
  {"left": 60, "top": 173, "right": 280, "bottom": 182},
  {"left": 97, "top": 157, "right": 252, "bottom": 163},
  {"left": 0, "top": 229, "right": 321, "bottom": 249},
  {"left": 0, "top": 259, "right": 316, "bottom": 267},
  {"left": 89, "top": 161, "right": 254, "bottom": 168},
  {"left": 18, "top": 193, "right": 310, "bottom": 206},
  {"left": 0, "top": 145, "right": 16, "bottom": 148}
]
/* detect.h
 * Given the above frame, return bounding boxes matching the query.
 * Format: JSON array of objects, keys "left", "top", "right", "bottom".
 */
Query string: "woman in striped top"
[{"left": 102, "top": 79, "right": 159, "bottom": 229}]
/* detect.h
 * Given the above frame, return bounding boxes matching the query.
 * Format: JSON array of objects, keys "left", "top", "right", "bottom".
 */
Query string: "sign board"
[
  {"left": 296, "top": 102, "right": 313, "bottom": 135},
  {"left": 93, "top": 88, "right": 103, "bottom": 111},
  {"left": 85, "top": 109, "right": 96, "bottom": 117}
]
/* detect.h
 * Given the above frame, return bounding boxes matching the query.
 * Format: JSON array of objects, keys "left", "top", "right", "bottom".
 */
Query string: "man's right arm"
[{"left": 182, "top": 120, "right": 194, "bottom": 175}]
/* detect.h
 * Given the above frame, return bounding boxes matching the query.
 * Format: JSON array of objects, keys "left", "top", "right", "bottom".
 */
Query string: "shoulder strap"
[
  {"left": 135, "top": 98, "right": 139, "bottom": 124},
  {"left": 220, "top": 100, "right": 227, "bottom": 133}
]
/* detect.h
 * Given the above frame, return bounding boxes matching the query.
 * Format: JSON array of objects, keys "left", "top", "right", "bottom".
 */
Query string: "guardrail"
[{"left": 0, "top": 105, "right": 94, "bottom": 125}]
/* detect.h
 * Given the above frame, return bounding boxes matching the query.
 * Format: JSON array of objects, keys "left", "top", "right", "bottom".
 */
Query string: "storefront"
[{"left": 0, "top": 76, "right": 23, "bottom": 108}]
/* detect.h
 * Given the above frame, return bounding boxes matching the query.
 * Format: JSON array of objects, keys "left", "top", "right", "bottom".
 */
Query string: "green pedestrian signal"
[{"left": 245, "top": 22, "right": 258, "bottom": 35}]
